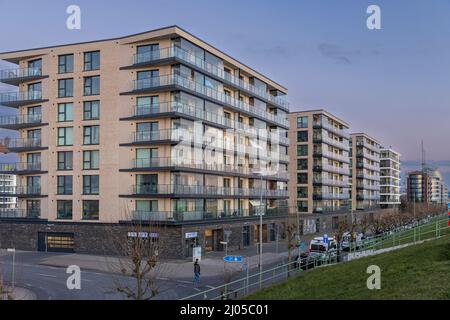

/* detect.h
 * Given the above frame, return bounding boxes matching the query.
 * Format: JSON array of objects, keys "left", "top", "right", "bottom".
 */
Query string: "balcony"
[
  {"left": 0, "top": 185, "right": 44, "bottom": 197},
  {"left": 0, "top": 208, "right": 40, "bottom": 219},
  {"left": 121, "top": 101, "right": 289, "bottom": 146},
  {"left": 356, "top": 194, "right": 380, "bottom": 201},
  {"left": 356, "top": 183, "right": 380, "bottom": 191},
  {"left": 0, "top": 137, "right": 46, "bottom": 152},
  {"left": 0, "top": 91, "right": 47, "bottom": 108},
  {"left": 356, "top": 141, "right": 380, "bottom": 153},
  {"left": 0, "top": 67, "right": 47, "bottom": 86},
  {"left": 313, "top": 177, "right": 349, "bottom": 188},
  {"left": 313, "top": 164, "right": 350, "bottom": 176},
  {"left": 0, "top": 162, "right": 45, "bottom": 175},
  {"left": 131, "top": 207, "right": 289, "bottom": 223},
  {"left": 128, "top": 184, "right": 288, "bottom": 198},
  {"left": 313, "top": 134, "right": 349, "bottom": 150},
  {"left": 313, "top": 192, "right": 350, "bottom": 200},
  {"left": 356, "top": 161, "right": 379, "bottom": 171},
  {"left": 121, "top": 73, "right": 289, "bottom": 128},
  {"left": 356, "top": 151, "right": 379, "bottom": 162},
  {"left": 0, "top": 114, "right": 45, "bottom": 130},
  {"left": 312, "top": 120, "right": 349, "bottom": 139},
  {"left": 124, "top": 45, "right": 289, "bottom": 111},
  {"left": 313, "top": 149, "right": 350, "bottom": 163},
  {"left": 126, "top": 157, "right": 288, "bottom": 180}
]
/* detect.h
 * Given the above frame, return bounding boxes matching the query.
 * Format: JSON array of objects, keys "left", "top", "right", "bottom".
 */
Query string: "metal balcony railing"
[
  {"left": 312, "top": 120, "right": 349, "bottom": 139},
  {"left": 132, "top": 45, "right": 289, "bottom": 110},
  {"left": 130, "top": 73, "right": 289, "bottom": 127},
  {"left": 0, "top": 137, "right": 42, "bottom": 149},
  {"left": 0, "top": 162, "right": 42, "bottom": 173},
  {"left": 0, "top": 185, "right": 41, "bottom": 195},
  {"left": 0, "top": 91, "right": 43, "bottom": 105},
  {"left": 0, "top": 67, "right": 42, "bottom": 81},
  {"left": 0, "top": 208, "right": 40, "bottom": 219},
  {"left": 0, "top": 114, "right": 42, "bottom": 127}
]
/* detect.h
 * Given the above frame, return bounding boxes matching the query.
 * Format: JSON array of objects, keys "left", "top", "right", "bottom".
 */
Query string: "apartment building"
[
  {"left": 379, "top": 148, "right": 401, "bottom": 208},
  {"left": 288, "top": 110, "right": 350, "bottom": 214},
  {"left": 407, "top": 169, "right": 448, "bottom": 205},
  {"left": 0, "top": 26, "right": 289, "bottom": 257},
  {"left": 0, "top": 174, "right": 17, "bottom": 214},
  {"left": 350, "top": 133, "right": 381, "bottom": 211}
]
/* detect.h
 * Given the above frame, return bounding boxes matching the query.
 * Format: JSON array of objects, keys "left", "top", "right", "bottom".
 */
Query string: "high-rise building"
[
  {"left": 379, "top": 148, "right": 401, "bottom": 208},
  {"left": 288, "top": 110, "right": 350, "bottom": 214},
  {"left": 0, "top": 174, "right": 17, "bottom": 214},
  {"left": 0, "top": 26, "right": 289, "bottom": 257},
  {"left": 350, "top": 133, "right": 381, "bottom": 211},
  {"left": 406, "top": 168, "right": 448, "bottom": 204}
]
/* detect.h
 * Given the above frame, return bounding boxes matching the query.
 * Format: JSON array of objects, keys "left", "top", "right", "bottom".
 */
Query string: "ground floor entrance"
[{"left": 37, "top": 232, "right": 75, "bottom": 253}]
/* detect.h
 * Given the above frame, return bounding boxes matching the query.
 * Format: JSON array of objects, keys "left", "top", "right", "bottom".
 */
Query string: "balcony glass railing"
[
  {"left": 131, "top": 157, "right": 288, "bottom": 179},
  {"left": 313, "top": 149, "right": 350, "bottom": 163},
  {"left": 313, "top": 120, "right": 349, "bottom": 139},
  {"left": 0, "top": 67, "right": 42, "bottom": 81},
  {"left": 0, "top": 137, "right": 42, "bottom": 149},
  {"left": 356, "top": 141, "right": 380, "bottom": 153},
  {"left": 132, "top": 45, "right": 289, "bottom": 110},
  {"left": 313, "top": 134, "right": 349, "bottom": 150},
  {"left": 132, "top": 184, "right": 288, "bottom": 197},
  {"left": 0, "top": 114, "right": 42, "bottom": 127},
  {"left": 0, "top": 185, "right": 41, "bottom": 195},
  {"left": 314, "top": 164, "right": 350, "bottom": 175},
  {"left": 0, "top": 91, "right": 43, "bottom": 105},
  {"left": 132, "top": 207, "right": 289, "bottom": 222},
  {"left": 0, "top": 162, "right": 41, "bottom": 172},
  {"left": 0, "top": 208, "right": 40, "bottom": 218},
  {"left": 313, "top": 192, "right": 350, "bottom": 200},
  {"left": 313, "top": 177, "right": 349, "bottom": 187},
  {"left": 131, "top": 101, "right": 289, "bottom": 144},
  {"left": 131, "top": 73, "right": 289, "bottom": 127}
]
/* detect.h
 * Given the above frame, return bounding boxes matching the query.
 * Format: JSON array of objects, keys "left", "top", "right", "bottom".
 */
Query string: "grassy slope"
[{"left": 247, "top": 230, "right": 450, "bottom": 300}]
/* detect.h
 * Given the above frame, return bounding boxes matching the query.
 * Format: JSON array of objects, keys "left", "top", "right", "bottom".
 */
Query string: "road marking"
[
  {"left": 177, "top": 280, "right": 194, "bottom": 284},
  {"left": 193, "top": 288, "right": 201, "bottom": 292},
  {"left": 38, "top": 273, "right": 57, "bottom": 278},
  {"left": 206, "top": 285, "right": 215, "bottom": 289}
]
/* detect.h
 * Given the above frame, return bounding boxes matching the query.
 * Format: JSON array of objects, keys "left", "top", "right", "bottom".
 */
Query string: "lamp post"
[{"left": 7, "top": 248, "right": 15, "bottom": 290}]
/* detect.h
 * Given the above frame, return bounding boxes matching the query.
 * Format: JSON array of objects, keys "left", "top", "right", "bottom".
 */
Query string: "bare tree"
[
  {"left": 105, "top": 205, "right": 170, "bottom": 300},
  {"left": 333, "top": 217, "right": 349, "bottom": 262}
]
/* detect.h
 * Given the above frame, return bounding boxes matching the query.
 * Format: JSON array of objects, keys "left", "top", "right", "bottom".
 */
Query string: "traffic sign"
[
  {"left": 323, "top": 234, "right": 329, "bottom": 245},
  {"left": 223, "top": 255, "right": 243, "bottom": 263}
]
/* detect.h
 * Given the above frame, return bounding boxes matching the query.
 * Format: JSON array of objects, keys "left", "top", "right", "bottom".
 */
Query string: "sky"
[{"left": 0, "top": 0, "right": 449, "bottom": 180}]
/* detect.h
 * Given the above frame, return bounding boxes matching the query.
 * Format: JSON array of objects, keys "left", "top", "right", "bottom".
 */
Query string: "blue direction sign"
[{"left": 223, "top": 255, "right": 243, "bottom": 263}]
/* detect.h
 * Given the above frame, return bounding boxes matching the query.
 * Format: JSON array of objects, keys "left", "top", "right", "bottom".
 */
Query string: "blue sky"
[{"left": 1, "top": 0, "right": 449, "bottom": 165}]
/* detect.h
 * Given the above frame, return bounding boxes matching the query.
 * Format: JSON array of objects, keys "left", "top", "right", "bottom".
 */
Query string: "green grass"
[{"left": 247, "top": 229, "right": 450, "bottom": 300}]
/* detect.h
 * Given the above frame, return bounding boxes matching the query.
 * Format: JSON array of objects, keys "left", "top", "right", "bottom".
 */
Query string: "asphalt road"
[{"left": 0, "top": 250, "right": 298, "bottom": 300}]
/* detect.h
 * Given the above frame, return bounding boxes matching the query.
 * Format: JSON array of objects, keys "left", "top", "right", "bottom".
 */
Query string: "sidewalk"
[{"left": 37, "top": 236, "right": 317, "bottom": 280}]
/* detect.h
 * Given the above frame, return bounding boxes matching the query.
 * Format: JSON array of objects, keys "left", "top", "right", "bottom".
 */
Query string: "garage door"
[{"left": 38, "top": 232, "right": 75, "bottom": 253}]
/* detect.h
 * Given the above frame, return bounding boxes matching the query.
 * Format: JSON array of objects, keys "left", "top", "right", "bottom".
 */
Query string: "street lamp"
[{"left": 7, "top": 248, "right": 15, "bottom": 290}]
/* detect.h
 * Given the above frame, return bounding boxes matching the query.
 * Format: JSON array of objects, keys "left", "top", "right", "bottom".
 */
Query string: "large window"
[
  {"left": 297, "top": 145, "right": 308, "bottom": 156},
  {"left": 297, "top": 187, "right": 308, "bottom": 198},
  {"left": 83, "top": 101, "right": 100, "bottom": 120},
  {"left": 58, "top": 103, "right": 73, "bottom": 122},
  {"left": 83, "top": 150, "right": 99, "bottom": 170},
  {"left": 84, "top": 51, "right": 100, "bottom": 71},
  {"left": 28, "top": 59, "right": 42, "bottom": 70},
  {"left": 136, "top": 200, "right": 158, "bottom": 212},
  {"left": 84, "top": 76, "right": 100, "bottom": 96},
  {"left": 83, "top": 125, "right": 99, "bottom": 145},
  {"left": 57, "top": 176, "right": 73, "bottom": 195},
  {"left": 83, "top": 175, "right": 99, "bottom": 195},
  {"left": 58, "top": 78, "right": 74, "bottom": 98},
  {"left": 136, "top": 44, "right": 160, "bottom": 63},
  {"left": 136, "top": 70, "right": 160, "bottom": 89},
  {"left": 83, "top": 200, "right": 99, "bottom": 220},
  {"left": 57, "top": 200, "right": 73, "bottom": 220},
  {"left": 297, "top": 116, "right": 308, "bottom": 128},
  {"left": 297, "top": 159, "right": 308, "bottom": 170},
  {"left": 58, "top": 151, "right": 73, "bottom": 170},
  {"left": 58, "top": 127, "right": 73, "bottom": 146},
  {"left": 297, "top": 131, "right": 308, "bottom": 142},
  {"left": 297, "top": 173, "right": 308, "bottom": 184},
  {"left": 297, "top": 200, "right": 308, "bottom": 213},
  {"left": 58, "top": 54, "right": 74, "bottom": 74}
]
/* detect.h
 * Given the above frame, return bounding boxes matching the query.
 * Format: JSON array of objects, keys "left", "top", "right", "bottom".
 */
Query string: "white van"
[{"left": 308, "top": 236, "right": 337, "bottom": 258}]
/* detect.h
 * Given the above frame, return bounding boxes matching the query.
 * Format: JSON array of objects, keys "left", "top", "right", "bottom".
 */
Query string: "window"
[
  {"left": 28, "top": 82, "right": 41, "bottom": 98},
  {"left": 27, "top": 153, "right": 41, "bottom": 166},
  {"left": 58, "top": 103, "right": 73, "bottom": 122},
  {"left": 297, "top": 187, "right": 308, "bottom": 198},
  {"left": 83, "top": 101, "right": 100, "bottom": 120},
  {"left": 297, "top": 145, "right": 308, "bottom": 156},
  {"left": 57, "top": 176, "right": 73, "bottom": 195},
  {"left": 83, "top": 125, "right": 99, "bottom": 145},
  {"left": 57, "top": 200, "right": 73, "bottom": 219},
  {"left": 58, "top": 54, "right": 74, "bottom": 73},
  {"left": 297, "top": 131, "right": 308, "bottom": 142},
  {"left": 136, "top": 70, "right": 159, "bottom": 89},
  {"left": 27, "top": 129, "right": 41, "bottom": 140},
  {"left": 136, "top": 96, "right": 158, "bottom": 116},
  {"left": 83, "top": 200, "right": 99, "bottom": 220},
  {"left": 84, "top": 51, "right": 100, "bottom": 71},
  {"left": 58, "top": 78, "right": 73, "bottom": 98},
  {"left": 83, "top": 175, "right": 99, "bottom": 194},
  {"left": 84, "top": 76, "right": 100, "bottom": 96},
  {"left": 136, "top": 148, "right": 158, "bottom": 167},
  {"left": 297, "top": 200, "right": 308, "bottom": 212},
  {"left": 58, "top": 127, "right": 73, "bottom": 146},
  {"left": 58, "top": 151, "right": 73, "bottom": 170},
  {"left": 83, "top": 150, "right": 99, "bottom": 170},
  {"left": 136, "top": 44, "right": 160, "bottom": 63},
  {"left": 297, "top": 173, "right": 308, "bottom": 184},
  {"left": 297, "top": 159, "right": 308, "bottom": 170},
  {"left": 28, "top": 59, "right": 42, "bottom": 70},
  {"left": 297, "top": 116, "right": 308, "bottom": 128},
  {"left": 136, "top": 200, "right": 158, "bottom": 212},
  {"left": 27, "top": 106, "right": 42, "bottom": 122}
]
